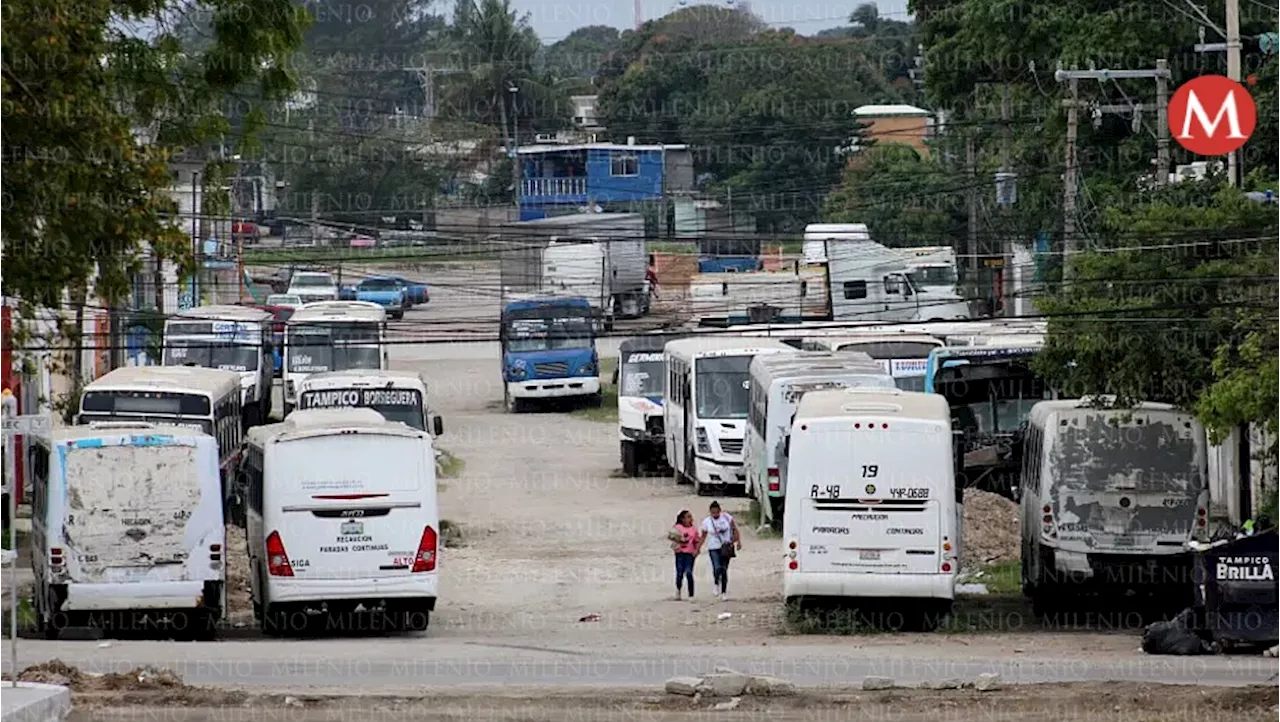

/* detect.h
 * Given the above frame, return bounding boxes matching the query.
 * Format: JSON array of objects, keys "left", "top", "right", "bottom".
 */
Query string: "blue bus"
[
  {"left": 925, "top": 343, "right": 1056, "bottom": 500},
  {"left": 500, "top": 294, "right": 601, "bottom": 413}
]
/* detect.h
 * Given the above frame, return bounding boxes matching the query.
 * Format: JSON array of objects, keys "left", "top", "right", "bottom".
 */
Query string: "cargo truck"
[{"left": 499, "top": 213, "right": 649, "bottom": 330}]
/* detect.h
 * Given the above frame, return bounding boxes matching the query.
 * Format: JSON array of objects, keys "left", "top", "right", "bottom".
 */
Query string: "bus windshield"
[
  {"left": 164, "top": 339, "right": 259, "bottom": 371},
  {"left": 504, "top": 316, "right": 593, "bottom": 353},
  {"left": 695, "top": 355, "right": 753, "bottom": 419},
  {"left": 288, "top": 326, "right": 381, "bottom": 372},
  {"left": 621, "top": 358, "right": 664, "bottom": 397}
]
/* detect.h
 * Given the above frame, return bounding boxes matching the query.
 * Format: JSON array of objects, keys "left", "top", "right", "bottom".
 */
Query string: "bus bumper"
[
  {"left": 784, "top": 572, "right": 956, "bottom": 601},
  {"left": 63, "top": 581, "right": 219, "bottom": 611},
  {"left": 508, "top": 377, "right": 600, "bottom": 400},
  {"left": 694, "top": 457, "right": 748, "bottom": 487},
  {"left": 268, "top": 574, "right": 439, "bottom": 605}
]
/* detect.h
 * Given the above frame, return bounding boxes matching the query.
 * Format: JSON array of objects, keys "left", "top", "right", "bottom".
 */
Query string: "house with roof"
[
  {"left": 516, "top": 139, "right": 694, "bottom": 222},
  {"left": 853, "top": 104, "right": 936, "bottom": 158}
]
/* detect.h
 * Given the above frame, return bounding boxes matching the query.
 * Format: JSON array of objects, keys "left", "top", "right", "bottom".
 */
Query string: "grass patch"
[
  {"left": 439, "top": 519, "right": 465, "bottom": 548},
  {"left": 964, "top": 560, "right": 1021, "bottom": 595},
  {"left": 435, "top": 449, "right": 466, "bottom": 479},
  {"left": 569, "top": 357, "right": 618, "bottom": 423},
  {"left": 1, "top": 528, "right": 27, "bottom": 551}
]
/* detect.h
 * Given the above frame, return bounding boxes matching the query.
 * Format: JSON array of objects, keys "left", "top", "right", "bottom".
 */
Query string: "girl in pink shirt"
[{"left": 670, "top": 510, "right": 700, "bottom": 600}]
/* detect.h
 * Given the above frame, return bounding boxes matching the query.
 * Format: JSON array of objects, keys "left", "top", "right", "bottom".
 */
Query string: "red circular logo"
[{"left": 1168, "top": 75, "right": 1257, "bottom": 156}]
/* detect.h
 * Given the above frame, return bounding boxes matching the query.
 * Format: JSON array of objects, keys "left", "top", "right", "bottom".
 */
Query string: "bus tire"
[
  {"left": 621, "top": 442, "right": 639, "bottom": 477},
  {"left": 262, "top": 604, "right": 292, "bottom": 637}
]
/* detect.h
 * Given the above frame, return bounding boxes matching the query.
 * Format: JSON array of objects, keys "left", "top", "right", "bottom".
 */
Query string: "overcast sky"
[{"left": 460, "top": 0, "right": 912, "bottom": 43}]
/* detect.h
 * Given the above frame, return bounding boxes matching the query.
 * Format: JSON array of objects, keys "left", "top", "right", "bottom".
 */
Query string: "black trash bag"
[{"left": 1142, "top": 608, "right": 1211, "bottom": 655}]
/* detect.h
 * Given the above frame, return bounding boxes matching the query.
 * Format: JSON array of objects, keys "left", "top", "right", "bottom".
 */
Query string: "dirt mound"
[
  {"left": 963, "top": 490, "right": 1021, "bottom": 568},
  {"left": 18, "top": 660, "right": 184, "bottom": 691},
  {"left": 225, "top": 525, "right": 253, "bottom": 614}
]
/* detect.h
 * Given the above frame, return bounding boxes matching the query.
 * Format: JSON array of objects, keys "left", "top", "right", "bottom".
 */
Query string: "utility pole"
[
  {"left": 999, "top": 84, "right": 1013, "bottom": 315},
  {"left": 965, "top": 133, "right": 978, "bottom": 277},
  {"left": 1055, "top": 65, "right": 1172, "bottom": 278},
  {"left": 1225, "top": 0, "right": 1241, "bottom": 186},
  {"left": 509, "top": 85, "right": 521, "bottom": 217},
  {"left": 1061, "top": 77, "right": 1080, "bottom": 281},
  {"left": 308, "top": 120, "right": 319, "bottom": 246},
  {"left": 1156, "top": 59, "right": 1170, "bottom": 186}
]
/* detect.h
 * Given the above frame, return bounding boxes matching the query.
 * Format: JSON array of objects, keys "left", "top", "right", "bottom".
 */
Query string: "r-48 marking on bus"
[
  {"left": 889, "top": 487, "right": 929, "bottom": 500},
  {"left": 811, "top": 484, "right": 841, "bottom": 499}
]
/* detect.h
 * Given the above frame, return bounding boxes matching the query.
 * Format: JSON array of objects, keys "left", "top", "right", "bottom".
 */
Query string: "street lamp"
[{"left": 509, "top": 84, "right": 521, "bottom": 210}]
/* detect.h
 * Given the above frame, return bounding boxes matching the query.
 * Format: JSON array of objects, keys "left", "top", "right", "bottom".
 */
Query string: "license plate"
[
  {"left": 341, "top": 520, "right": 364, "bottom": 536},
  {"left": 1112, "top": 536, "right": 1135, "bottom": 546},
  {"left": 859, "top": 550, "right": 881, "bottom": 561}
]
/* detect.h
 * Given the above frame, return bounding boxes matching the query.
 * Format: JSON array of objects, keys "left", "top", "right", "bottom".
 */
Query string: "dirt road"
[
  {"left": 8, "top": 276, "right": 1277, "bottom": 697},
  {"left": 64, "top": 685, "right": 1280, "bottom": 722}
]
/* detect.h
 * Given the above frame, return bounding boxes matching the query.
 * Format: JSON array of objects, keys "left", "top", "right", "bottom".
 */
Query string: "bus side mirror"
[
  {"left": 1010, "top": 485, "right": 1021, "bottom": 503},
  {"left": 432, "top": 415, "right": 444, "bottom": 436}
]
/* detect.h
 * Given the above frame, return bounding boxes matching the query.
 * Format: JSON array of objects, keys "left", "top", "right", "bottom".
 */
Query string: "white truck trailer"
[{"left": 499, "top": 213, "right": 649, "bottom": 328}]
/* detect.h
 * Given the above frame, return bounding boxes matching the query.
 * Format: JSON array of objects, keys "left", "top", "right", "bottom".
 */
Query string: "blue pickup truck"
[{"left": 355, "top": 276, "right": 407, "bottom": 319}]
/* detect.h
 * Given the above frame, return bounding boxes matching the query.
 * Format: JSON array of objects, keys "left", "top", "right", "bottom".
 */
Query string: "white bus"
[
  {"left": 243, "top": 408, "right": 440, "bottom": 635},
  {"left": 745, "top": 352, "right": 895, "bottom": 529},
  {"left": 799, "top": 334, "right": 943, "bottom": 392},
  {"left": 1020, "top": 399, "right": 1210, "bottom": 617},
  {"left": 283, "top": 301, "right": 388, "bottom": 415},
  {"left": 295, "top": 369, "right": 443, "bottom": 436},
  {"left": 163, "top": 305, "right": 274, "bottom": 427},
  {"left": 30, "top": 423, "right": 225, "bottom": 639},
  {"left": 783, "top": 388, "right": 957, "bottom": 627},
  {"left": 664, "top": 337, "right": 797, "bottom": 495},
  {"left": 78, "top": 366, "right": 244, "bottom": 482}
]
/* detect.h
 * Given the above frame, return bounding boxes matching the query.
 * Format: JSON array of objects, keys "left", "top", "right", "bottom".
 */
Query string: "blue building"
[{"left": 516, "top": 142, "right": 693, "bottom": 222}]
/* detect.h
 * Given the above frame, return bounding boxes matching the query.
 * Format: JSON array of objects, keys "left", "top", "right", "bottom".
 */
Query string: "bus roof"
[
  {"left": 806, "top": 334, "right": 943, "bottom": 347},
  {"left": 618, "top": 333, "right": 689, "bottom": 354},
  {"left": 84, "top": 366, "right": 241, "bottom": 397},
  {"left": 171, "top": 305, "right": 272, "bottom": 323},
  {"left": 248, "top": 407, "right": 425, "bottom": 445},
  {"left": 53, "top": 421, "right": 213, "bottom": 443},
  {"left": 503, "top": 294, "right": 592, "bottom": 313},
  {"left": 751, "top": 350, "right": 876, "bottom": 371},
  {"left": 796, "top": 387, "right": 950, "bottom": 422},
  {"left": 751, "top": 354, "right": 886, "bottom": 385},
  {"left": 290, "top": 301, "right": 387, "bottom": 323},
  {"left": 664, "top": 336, "right": 796, "bottom": 360},
  {"left": 297, "top": 369, "right": 427, "bottom": 389},
  {"left": 1027, "top": 398, "right": 1191, "bottom": 426}
]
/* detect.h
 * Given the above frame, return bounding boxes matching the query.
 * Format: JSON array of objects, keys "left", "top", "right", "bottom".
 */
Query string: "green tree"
[
  {"left": 2, "top": 0, "right": 308, "bottom": 309},
  {"left": 823, "top": 144, "right": 967, "bottom": 247},
  {"left": 543, "top": 25, "right": 621, "bottom": 85},
  {"left": 1034, "top": 181, "right": 1278, "bottom": 453},
  {"left": 437, "top": 0, "right": 569, "bottom": 141}
]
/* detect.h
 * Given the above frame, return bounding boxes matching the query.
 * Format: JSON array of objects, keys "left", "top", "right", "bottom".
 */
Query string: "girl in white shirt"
[{"left": 699, "top": 501, "right": 741, "bottom": 600}]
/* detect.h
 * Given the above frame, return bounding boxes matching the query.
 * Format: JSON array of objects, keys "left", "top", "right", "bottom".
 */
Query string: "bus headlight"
[
  {"left": 696, "top": 427, "right": 711, "bottom": 455},
  {"left": 507, "top": 363, "right": 527, "bottom": 381}
]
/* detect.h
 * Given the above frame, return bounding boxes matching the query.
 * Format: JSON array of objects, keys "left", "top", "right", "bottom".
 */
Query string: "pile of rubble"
[
  {"left": 664, "top": 667, "right": 796, "bottom": 710},
  {"left": 665, "top": 668, "right": 1004, "bottom": 704}
]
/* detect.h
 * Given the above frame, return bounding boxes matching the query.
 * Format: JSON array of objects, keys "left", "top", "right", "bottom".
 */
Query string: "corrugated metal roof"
[{"left": 516, "top": 143, "right": 689, "bottom": 154}]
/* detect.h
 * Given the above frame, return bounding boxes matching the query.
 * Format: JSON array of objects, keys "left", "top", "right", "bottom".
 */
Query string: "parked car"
[
  {"left": 287, "top": 271, "right": 339, "bottom": 303},
  {"left": 355, "top": 276, "right": 407, "bottom": 319},
  {"left": 338, "top": 284, "right": 358, "bottom": 300},
  {"left": 385, "top": 276, "right": 429, "bottom": 305},
  {"left": 265, "top": 293, "right": 303, "bottom": 309}
]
